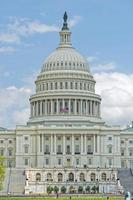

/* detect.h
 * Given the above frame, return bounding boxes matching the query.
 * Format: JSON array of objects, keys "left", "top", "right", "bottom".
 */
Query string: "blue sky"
[{"left": 0, "top": 0, "right": 133, "bottom": 128}]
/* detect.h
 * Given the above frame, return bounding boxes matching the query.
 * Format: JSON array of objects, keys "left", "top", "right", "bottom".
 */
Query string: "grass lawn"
[{"left": 0, "top": 197, "right": 124, "bottom": 200}]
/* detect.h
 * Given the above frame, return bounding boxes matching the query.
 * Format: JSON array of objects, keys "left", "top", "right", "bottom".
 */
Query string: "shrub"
[{"left": 61, "top": 186, "right": 66, "bottom": 193}]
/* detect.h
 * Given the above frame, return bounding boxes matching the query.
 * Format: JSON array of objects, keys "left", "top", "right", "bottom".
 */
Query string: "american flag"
[{"left": 60, "top": 107, "right": 69, "bottom": 113}]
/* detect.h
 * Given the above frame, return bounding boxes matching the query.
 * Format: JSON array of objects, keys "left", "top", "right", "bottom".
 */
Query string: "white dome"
[{"left": 41, "top": 47, "right": 90, "bottom": 73}]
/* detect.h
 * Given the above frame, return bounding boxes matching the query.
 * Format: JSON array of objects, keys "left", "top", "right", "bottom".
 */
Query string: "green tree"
[
  {"left": 0, "top": 156, "right": 5, "bottom": 190},
  {"left": 78, "top": 185, "right": 83, "bottom": 193},
  {"left": 61, "top": 186, "right": 66, "bottom": 193},
  {"left": 47, "top": 186, "right": 53, "bottom": 194},
  {"left": 85, "top": 185, "right": 90, "bottom": 193},
  {"left": 54, "top": 186, "right": 59, "bottom": 194},
  {"left": 91, "top": 185, "right": 97, "bottom": 193}
]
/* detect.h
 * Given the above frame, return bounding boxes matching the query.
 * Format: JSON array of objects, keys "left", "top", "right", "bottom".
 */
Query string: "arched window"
[
  {"left": 36, "top": 173, "right": 41, "bottom": 182},
  {"left": 90, "top": 173, "right": 96, "bottom": 181},
  {"left": 8, "top": 148, "right": 13, "bottom": 156},
  {"left": 68, "top": 172, "right": 74, "bottom": 182},
  {"left": 101, "top": 173, "right": 106, "bottom": 181},
  {"left": 58, "top": 173, "right": 63, "bottom": 182},
  {"left": 47, "top": 173, "right": 52, "bottom": 181},
  {"left": 80, "top": 173, "right": 85, "bottom": 181}
]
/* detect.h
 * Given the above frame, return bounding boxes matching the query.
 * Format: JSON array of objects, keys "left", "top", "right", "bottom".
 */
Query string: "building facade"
[{"left": 0, "top": 13, "right": 133, "bottom": 194}]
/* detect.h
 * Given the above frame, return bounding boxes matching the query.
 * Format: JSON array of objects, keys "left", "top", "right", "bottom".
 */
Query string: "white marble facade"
[{"left": 0, "top": 13, "right": 133, "bottom": 194}]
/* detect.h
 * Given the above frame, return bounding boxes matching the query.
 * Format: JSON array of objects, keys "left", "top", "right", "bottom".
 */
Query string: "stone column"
[
  {"left": 86, "top": 100, "right": 88, "bottom": 115},
  {"left": 45, "top": 100, "right": 47, "bottom": 115},
  {"left": 51, "top": 134, "right": 53, "bottom": 153},
  {"left": 30, "top": 103, "right": 32, "bottom": 117},
  {"left": 51, "top": 100, "right": 53, "bottom": 115},
  {"left": 72, "top": 135, "right": 75, "bottom": 155},
  {"left": 75, "top": 99, "right": 77, "bottom": 115},
  {"left": 54, "top": 134, "right": 57, "bottom": 154},
  {"left": 57, "top": 99, "right": 59, "bottom": 114},
  {"left": 90, "top": 101, "right": 92, "bottom": 116},
  {"left": 84, "top": 134, "right": 87, "bottom": 154},
  {"left": 63, "top": 135, "right": 66, "bottom": 155},
  {"left": 69, "top": 99, "right": 71, "bottom": 114},
  {"left": 80, "top": 100, "right": 82, "bottom": 115},
  {"left": 81, "top": 135, "right": 84, "bottom": 154},
  {"left": 40, "top": 101, "right": 43, "bottom": 116},
  {"left": 93, "top": 134, "right": 95, "bottom": 153},
  {"left": 97, "top": 135, "right": 100, "bottom": 153},
  {"left": 36, "top": 101, "right": 38, "bottom": 116}
]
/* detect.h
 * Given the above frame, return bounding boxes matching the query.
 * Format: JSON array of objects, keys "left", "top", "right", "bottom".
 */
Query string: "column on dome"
[
  {"left": 86, "top": 100, "right": 88, "bottom": 115},
  {"left": 69, "top": 99, "right": 71, "bottom": 114},
  {"left": 80, "top": 99, "right": 82, "bottom": 115},
  {"left": 74, "top": 99, "right": 77, "bottom": 115},
  {"left": 36, "top": 101, "right": 39, "bottom": 116},
  {"left": 90, "top": 101, "right": 92, "bottom": 116},
  {"left": 62, "top": 99, "right": 65, "bottom": 112},
  {"left": 51, "top": 99, "right": 53, "bottom": 115},
  {"left": 45, "top": 100, "right": 47, "bottom": 115},
  {"left": 40, "top": 101, "right": 43, "bottom": 116},
  {"left": 30, "top": 103, "right": 32, "bottom": 117},
  {"left": 57, "top": 99, "right": 59, "bottom": 114},
  {"left": 42, "top": 100, "right": 45, "bottom": 115}
]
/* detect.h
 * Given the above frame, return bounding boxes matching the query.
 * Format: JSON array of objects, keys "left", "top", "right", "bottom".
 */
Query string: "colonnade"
[
  {"left": 38, "top": 134, "right": 100, "bottom": 155},
  {"left": 30, "top": 99, "right": 101, "bottom": 118}
]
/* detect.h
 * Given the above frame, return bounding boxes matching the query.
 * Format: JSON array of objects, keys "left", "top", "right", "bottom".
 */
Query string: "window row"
[
  {"left": 43, "top": 144, "right": 93, "bottom": 154},
  {"left": 35, "top": 172, "right": 113, "bottom": 182},
  {"left": 43, "top": 61, "right": 86, "bottom": 70},
  {"left": 0, "top": 139, "right": 13, "bottom": 144},
  {"left": 0, "top": 148, "right": 14, "bottom": 156},
  {"left": 121, "top": 149, "right": 133, "bottom": 156},
  {"left": 36, "top": 81, "right": 95, "bottom": 92}
]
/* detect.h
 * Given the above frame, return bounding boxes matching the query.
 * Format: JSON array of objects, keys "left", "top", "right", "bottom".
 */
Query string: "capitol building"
[{"left": 0, "top": 13, "right": 133, "bottom": 194}]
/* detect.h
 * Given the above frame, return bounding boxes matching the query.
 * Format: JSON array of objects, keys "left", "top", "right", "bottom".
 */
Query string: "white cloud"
[
  {"left": 8, "top": 18, "right": 59, "bottom": 36},
  {"left": 0, "top": 46, "right": 16, "bottom": 53},
  {"left": 0, "top": 34, "right": 20, "bottom": 43},
  {"left": 92, "top": 62, "right": 116, "bottom": 72},
  {"left": 87, "top": 56, "right": 98, "bottom": 63},
  {"left": 0, "top": 85, "right": 33, "bottom": 128},
  {"left": 94, "top": 72, "right": 133, "bottom": 125},
  {"left": 68, "top": 15, "right": 82, "bottom": 28}
]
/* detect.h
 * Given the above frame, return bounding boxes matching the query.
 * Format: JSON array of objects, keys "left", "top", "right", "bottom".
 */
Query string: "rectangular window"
[
  {"left": 58, "top": 158, "right": 61, "bottom": 165},
  {"left": 24, "top": 146, "right": 28, "bottom": 154},
  {"left": 75, "top": 145, "right": 79, "bottom": 153},
  {"left": 129, "top": 149, "right": 133, "bottom": 156},
  {"left": 121, "top": 149, "right": 125, "bottom": 156},
  {"left": 108, "top": 146, "right": 112, "bottom": 153},
  {"left": 24, "top": 158, "right": 28, "bottom": 166},
  {"left": 76, "top": 158, "right": 79, "bottom": 165},
  {"left": 24, "top": 136, "right": 28, "bottom": 141},
  {"left": 0, "top": 149, "right": 4, "bottom": 156},
  {"left": 88, "top": 158, "right": 92, "bottom": 165},
  {"left": 109, "top": 159, "right": 112, "bottom": 167},
  {"left": 108, "top": 137, "right": 112, "bottom": 141},
  {"left": 57, "top": 145, "right": 62, "bottom": 153},
  {"left": 8, "top": 150, "right": 12, "bottom": 156},
  {"left": 0, "top": 140, "right": 4, "bottom": 144},
  {"left": 46, "top": 158, "right": 49, "bottom": 165}
]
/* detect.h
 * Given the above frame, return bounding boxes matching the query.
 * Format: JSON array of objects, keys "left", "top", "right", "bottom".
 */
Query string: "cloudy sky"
[{"left": 0, "top": 0, "right": 133, "bottom": 128}]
